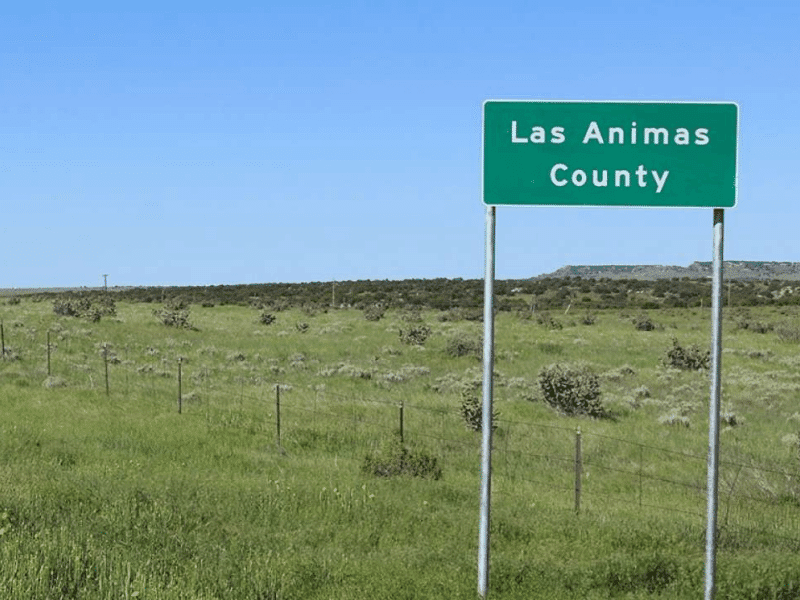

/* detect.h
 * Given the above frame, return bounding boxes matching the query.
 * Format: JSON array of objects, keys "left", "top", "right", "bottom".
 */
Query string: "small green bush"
[
  {"left": 400, "top": 307, "right": 423, "bottom": 322},
  {"left": 538, "top": 363, "right": 605, "bottom": 418},
  {"left": 153, "top": 298, "right": 192, "bottom": 329},
  {"left": 662, "top": 337, "right": 710, "bottom": 370},
  {"left": 444, "top": 331, "right": 482, "bottom": 359},
  {"left": 362, "top": 437, "right": 442, "bottom": 480},
  {"left": 633, "top": 313, "right": 655, "bottom": 331},
  {"left": 259, "top": 312, "right": 276, "bottom": 325},
  {"left": 736, "top": 318, "right": 773, "bottom": 333},
  {"left": 53, "top": 295, "right": 115, "bottom": 322},
  {"left": 536, "top": 311, "right": 563, "bottom": 330},
  {"left": 775, "top": 323, "right": 800, "bottom": 343},
  {"left": 459, "top": 380, "right": 498, "bottom": 432},
  {"left": 398, "top": 325, "right": 431, "bottom": 346},
  {"left": 363, "top": 304, "right": 385, "bottom": 322}
]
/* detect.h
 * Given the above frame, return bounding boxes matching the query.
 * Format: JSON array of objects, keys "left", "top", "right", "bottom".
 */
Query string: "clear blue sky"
[{"left": 2, "top": 0, "right": 798, "bottom": 287}]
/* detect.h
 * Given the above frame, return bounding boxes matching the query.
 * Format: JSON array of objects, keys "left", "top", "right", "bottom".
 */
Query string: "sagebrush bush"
[
  {"left": 536, "top": 311, "right": 563, "bottom": 330},
  {"left": 444, "top": 331, "right": 482, "bottom": 358},
  {"left": 736, "top": 318, "right": 773, "bottom": 334},
  {"left": 775, "top": 324, "right": 800, "bottom": 343},
  {"left": 398, "top": 325, "right": 431, "bottom": 346},
  {"left": 259, "top": 312, "right": 276, "bottom": 325},
  {"left": 538, "top": 363, "right": 605, "bottom": 418},
  {"left": 400, "top": 307, "right": 423, "bottom": 322},
  {"left": 153, "top": 298, "right": 192, "bottom": 329},
  {"left": 662, "top": 337, "right": 710, "bottom": 370},
  {"left": 363, "top": 304, "right": 385, "bottom": 322},
  {"left": 459, "top": 380, "right": 498, "bottom": 432},
  {"left": 53, "top": 295, "right": 115, "bottom": 322},
  {"left": 633, "top": 313, "right": 655, "bottom": 331}
]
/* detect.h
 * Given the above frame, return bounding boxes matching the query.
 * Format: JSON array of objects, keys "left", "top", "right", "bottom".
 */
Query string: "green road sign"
[{"left": 482, "top": 100, "right": 738, "bottom": 208}]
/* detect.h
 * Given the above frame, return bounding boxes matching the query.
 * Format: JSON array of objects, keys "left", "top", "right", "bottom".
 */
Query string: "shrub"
[
  {"left": 536, "top": 311, "right": 563, "bottom": 330},
  {"left": 400, "top": 307, "right": 423, "bottom": 322},
  {"left": 363, "top": 304, "right": 385, "bottom": 322},
  {"left": 775, "top": 324, "right": 800, "bottom": 343},
  {"left": 54, "top": 296, "right": 115, "bottom": 322},
  {"left": 444, "top": 331, "right": 482, "bottom": 358},
  {"left": 437, "top": 307, "right": 483, "bottom": 322},
  {"left": 662, "top": 337, "right": 710, "bottom": 370},
  {"left": 581, "top": 312, "right": 597, "bottom": 325},
  {"left": 633, "top": 313, "right": 655, "bottom": 331},
  {"left": 153, "top": 298, "right": 193, "bottom": 329},
  {"left": 538, "top": 363, "right": 605, "bottom": 418},
  {"left": 398, "top": 325, "right": 431, "bottom": 346},
  {"left": 259, "top": 312, "right": 276, "bottom": 325},
  {"left": 459, "top": 380, "right": 498, "bottom": 432},
  {"left": 736, "top": 318, "right": 773, "bottom": 334},
  {"left": 362, "top": 437, "right": 442, "bottom": 480}
]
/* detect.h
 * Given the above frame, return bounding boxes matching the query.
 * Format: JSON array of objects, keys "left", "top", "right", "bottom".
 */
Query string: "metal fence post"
[
  {"left": 104, "top": 345, "right": 110, "bottom": 396},
  {"left": 575, "top": 427, "right": 582, "bottom": 514},
  {"left": 177, "top": 358, "right": 182, "bottom": 414},
  {"left": 399, "top": 401, "right": 404, "bottom": 444},
  {"left": 275, "top": 385, "right": 281, "bottom": 448}
]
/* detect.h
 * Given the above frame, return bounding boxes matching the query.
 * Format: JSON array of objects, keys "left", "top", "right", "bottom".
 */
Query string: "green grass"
[{"left": 1, "top": 300, "right": 800, "bottom": 598}]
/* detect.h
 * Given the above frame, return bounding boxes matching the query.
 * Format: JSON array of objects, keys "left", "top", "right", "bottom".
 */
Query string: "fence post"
[
  {"left": 275, "top": 385, "right": 281, "bottom": 448},
  {"left": 639, "top": 443, "right": 643, "bottom": 508},
  {"left": 575, "top": 427, "right": 582, "bottom": 514},
  {"left": 399, "top": 401, "right": 404, "bottom": 443},
  {"left": 177, "top": 358, "right": 182, "bottom": 414},
  {"left": 1, "top": 320, "right": 5, "bottom": 357},
  {"left": 104, "top": 345, "right": 110, "bottom": 397},
  {"left": 47, "top": 331, "right": 51, "bottom": 376}
]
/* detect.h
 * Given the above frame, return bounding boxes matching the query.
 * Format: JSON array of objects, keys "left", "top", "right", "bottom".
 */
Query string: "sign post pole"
[
  {"left": 705, "top": 208, "right": 724, "bottom": 600},
  {"left": 478, "top": 204, "right": 496, "bottom": 598}
]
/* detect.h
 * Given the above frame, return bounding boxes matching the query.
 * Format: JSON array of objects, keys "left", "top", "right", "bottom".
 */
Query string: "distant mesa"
[{"left": 538, "top": 261, "right": 800, "bottom": 281}]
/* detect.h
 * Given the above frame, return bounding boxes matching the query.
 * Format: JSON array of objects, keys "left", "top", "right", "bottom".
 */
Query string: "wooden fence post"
[
  {"left": 1, "top": 320, "right": 5, "bottom": 357},
  {"left": 47, "top": 331, "right": 51, "bottom": 376},
  {"left": 575, "top": 427, "right": 582, "bottom": 514}
]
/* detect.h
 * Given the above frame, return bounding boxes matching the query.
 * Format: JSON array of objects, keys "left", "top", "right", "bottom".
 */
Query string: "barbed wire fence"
[{"left": 2, "top": 325, "right": 800, "bottom": 552}]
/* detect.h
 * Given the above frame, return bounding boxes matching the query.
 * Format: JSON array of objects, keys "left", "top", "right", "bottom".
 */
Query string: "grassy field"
[{"left": 1, "top": 298, "right": 800, "bottom": 598}]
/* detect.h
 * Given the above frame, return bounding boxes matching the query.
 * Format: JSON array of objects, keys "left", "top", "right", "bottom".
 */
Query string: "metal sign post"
[
  {"left": 705, "top": 209, "right": 724, "bottom": 600},
  {"left": 478, "top": 205, "right": 496, "bottom": 597}
]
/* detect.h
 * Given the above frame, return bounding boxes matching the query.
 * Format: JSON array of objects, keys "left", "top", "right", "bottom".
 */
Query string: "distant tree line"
[{"left": 15, "top": 276, "right": 800, "bottom": 312}]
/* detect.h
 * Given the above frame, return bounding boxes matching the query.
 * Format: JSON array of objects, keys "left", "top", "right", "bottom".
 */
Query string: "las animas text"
[{"left": 511, "top": 120, "right": 712, "bottom": 194}]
